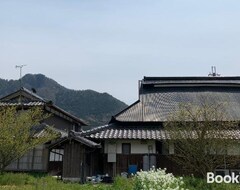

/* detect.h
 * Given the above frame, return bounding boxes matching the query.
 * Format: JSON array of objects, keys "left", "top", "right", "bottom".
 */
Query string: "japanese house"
[
  {"left": 76, "top": 76, "right": 240, "bottom": 178},
  {"left": 0, "top": 87, "right": 91, "bottom": 174},
  {"left": 2, "top": 76, "right": 240, "bottom": 182}
]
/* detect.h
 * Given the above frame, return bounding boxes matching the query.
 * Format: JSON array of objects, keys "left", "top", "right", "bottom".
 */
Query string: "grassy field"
[{"left": 0, "top": 173, "right": 239, "bottom": 190}]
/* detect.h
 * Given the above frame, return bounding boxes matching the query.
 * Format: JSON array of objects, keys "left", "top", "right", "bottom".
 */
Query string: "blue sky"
[{"left": 1, "top": 0, "right": 240, "bottom": 104}]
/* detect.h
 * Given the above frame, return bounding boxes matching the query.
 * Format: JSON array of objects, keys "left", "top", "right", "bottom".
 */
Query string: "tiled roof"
[
  {"left": 82, "top": 124, "right": 240, "bottom": 140},
  {"left": 82, "top": 77, "right": 240, "bottom": 141},
  {"left": 0, "top": 102, "right": 45, "bottom": 106},
  {"left": 31, "top": 123, "right": 67, "bottom": 138},
  {"left": 21, "top": 87, "right": 46, "bottom": 102},
  {"left": 0, "top": 88, "right": 87, "bottom": 126},
  {"left": 142, "top": 76, "right": 240, "bottom": 86},
  {"left": 73, "top": 135, "right": 101, "bottom": 148},
  {"left": 115, "top": 77, "right": 240, "bottom": 122},
  {"left": 0, "top": 87, "right": 46, "bottom": 102},
  {"left": 49, "top": 131, "right": 101, "bottom": 149},
  {"left": 82, "top": 124, "right": 168, "bottom": 140}
]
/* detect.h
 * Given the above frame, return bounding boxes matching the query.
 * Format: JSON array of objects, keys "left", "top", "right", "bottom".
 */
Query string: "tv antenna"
[
  {"left": 15, "top": 65, "right": 27, "bottom": 87},
  {"left": 208, "top": 66, "right": 220, "bottom": 77}
]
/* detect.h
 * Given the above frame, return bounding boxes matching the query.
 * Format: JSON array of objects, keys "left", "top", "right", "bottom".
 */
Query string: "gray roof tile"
[
  {"left": 82, "top": 124, "right": 240, "bottom": 140},
  {"left": 0, "top": 102, "right": 45, "bottom": 106}
]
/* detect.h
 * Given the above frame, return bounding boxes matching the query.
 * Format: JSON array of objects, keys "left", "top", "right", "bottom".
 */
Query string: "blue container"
[{"left": 128, "top": 165, "right": 137, "bottom": 174}]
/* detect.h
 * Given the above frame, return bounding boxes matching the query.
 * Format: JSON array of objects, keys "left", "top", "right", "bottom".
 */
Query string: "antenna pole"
[
  {"left": 15, "top": 65, "right": 27, "bottom": 87},
  {"left": 208, "top": 66, "right": 220, "bottom": 77}
]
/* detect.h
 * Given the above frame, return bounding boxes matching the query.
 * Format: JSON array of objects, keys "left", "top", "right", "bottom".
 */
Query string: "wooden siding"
[
  {"left": 102, "top": 154, "right": 145, "bottom": 176},
  {"left": 62, "top": 143, "right": 86, "bottom": 181},
  {"left": 85, "top": 149, "right": 103, "bottom": 176}
]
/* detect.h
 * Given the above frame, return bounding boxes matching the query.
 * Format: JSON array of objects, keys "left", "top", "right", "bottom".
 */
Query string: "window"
[
  {"left": 122, "top": 143, "right": 131, "bottom": 155},
  {"left": 49, "top": 149, "right": 64, "bottom": 161},
  {"left": 161, "top": 142, "right": 174, "bottom": 155}
]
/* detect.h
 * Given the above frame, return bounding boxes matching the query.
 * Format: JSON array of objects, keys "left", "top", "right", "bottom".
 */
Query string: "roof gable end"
[{"left": 0, "top": 87, "right": 46, "bottom": 103}]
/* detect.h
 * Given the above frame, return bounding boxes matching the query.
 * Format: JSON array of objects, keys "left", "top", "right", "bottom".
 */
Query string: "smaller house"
[
  {"left": 0, "top": 87, "right": 87, "bottom": 174},
  {"left": 49, "top": 131, "right": 101, "bottom": 182}
]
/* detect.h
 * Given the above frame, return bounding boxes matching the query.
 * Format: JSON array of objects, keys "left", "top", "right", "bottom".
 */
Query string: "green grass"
[
  {"left": 182, "top": 176, "right": 240, "bottom": 190},
  {"left": 0, "top": 173, "right": 239, "bottom": 190},
  {"left": 0, "top": 173, "right": 114, "bottom": 190}
]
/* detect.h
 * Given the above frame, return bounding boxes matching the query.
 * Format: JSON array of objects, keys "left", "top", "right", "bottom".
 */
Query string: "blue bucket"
[{"left": 128, "top": 165, "right": 137, "bottom": 174}]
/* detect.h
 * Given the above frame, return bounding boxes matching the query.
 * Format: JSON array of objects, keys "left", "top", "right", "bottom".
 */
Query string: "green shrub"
[
  {"left": 0, "top": 172, "right": 35, "bottom": 186},
  {"left": 111, "top": 176, "right": 134, "bottom": 190}
]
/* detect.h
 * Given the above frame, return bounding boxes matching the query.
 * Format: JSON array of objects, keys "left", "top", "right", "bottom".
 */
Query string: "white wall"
[
  {"left": 104, "top": 140, "right": 156, "bottom": 154},
  {"left": 105, "top": 140, "right": 240, "bottom": 156}
]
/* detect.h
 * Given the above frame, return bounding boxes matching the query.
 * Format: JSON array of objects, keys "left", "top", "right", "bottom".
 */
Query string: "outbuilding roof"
[
  {"left": 49, "top": 130, "right": 101, "bottom": 149},
  {"left": 31, "top": 123, "right": 67, "bottom": 138}
]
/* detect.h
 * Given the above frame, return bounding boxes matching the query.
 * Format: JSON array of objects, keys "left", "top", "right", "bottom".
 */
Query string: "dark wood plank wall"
[
  {"left": 62, "top": 143, "right": 86, "bottom": 179},
  {"left": 88, "top": 149, "right": 104, "bottom": 176},
  {"left": 61, "top": 150, "right": 188, "bottom": 178},
  {"left": 90, "top": 153, "right": 240, "bottom": 178},
  {"left": 102, "top": 154, "right": 146, "bottom": 176},
  {"left": 116, "top": 154, "right": 143, "bottom": 174}
]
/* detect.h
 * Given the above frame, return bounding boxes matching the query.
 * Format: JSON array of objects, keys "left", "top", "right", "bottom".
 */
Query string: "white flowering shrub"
[{"left": 134, "top": 168, "right": 187, "bottom": 190}]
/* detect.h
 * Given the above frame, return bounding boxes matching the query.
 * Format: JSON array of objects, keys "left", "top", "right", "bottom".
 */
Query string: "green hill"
[{"left": 0, "top": 74, "right": 127, "bottom": 127}]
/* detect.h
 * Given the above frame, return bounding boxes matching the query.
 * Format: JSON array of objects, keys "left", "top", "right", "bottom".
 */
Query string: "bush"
[
  {"left": 111, "top": 176, "right": 134, "bottom": 190},
  {"left": 134, "top": 168, "right": 186, "bottom": 190},
  {"left": 0, "top": 173, "right": 35, "bottom": 186}
]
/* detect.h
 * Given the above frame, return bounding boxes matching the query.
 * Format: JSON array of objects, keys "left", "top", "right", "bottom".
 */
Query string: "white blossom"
[{"left": 134, "top": 168, "right": 187, "bottom": 190}]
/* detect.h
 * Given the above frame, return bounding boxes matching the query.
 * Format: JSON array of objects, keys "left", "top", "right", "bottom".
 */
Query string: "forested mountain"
[{"left": 0, "top": 74, "right": 127, "bottom": 126}]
